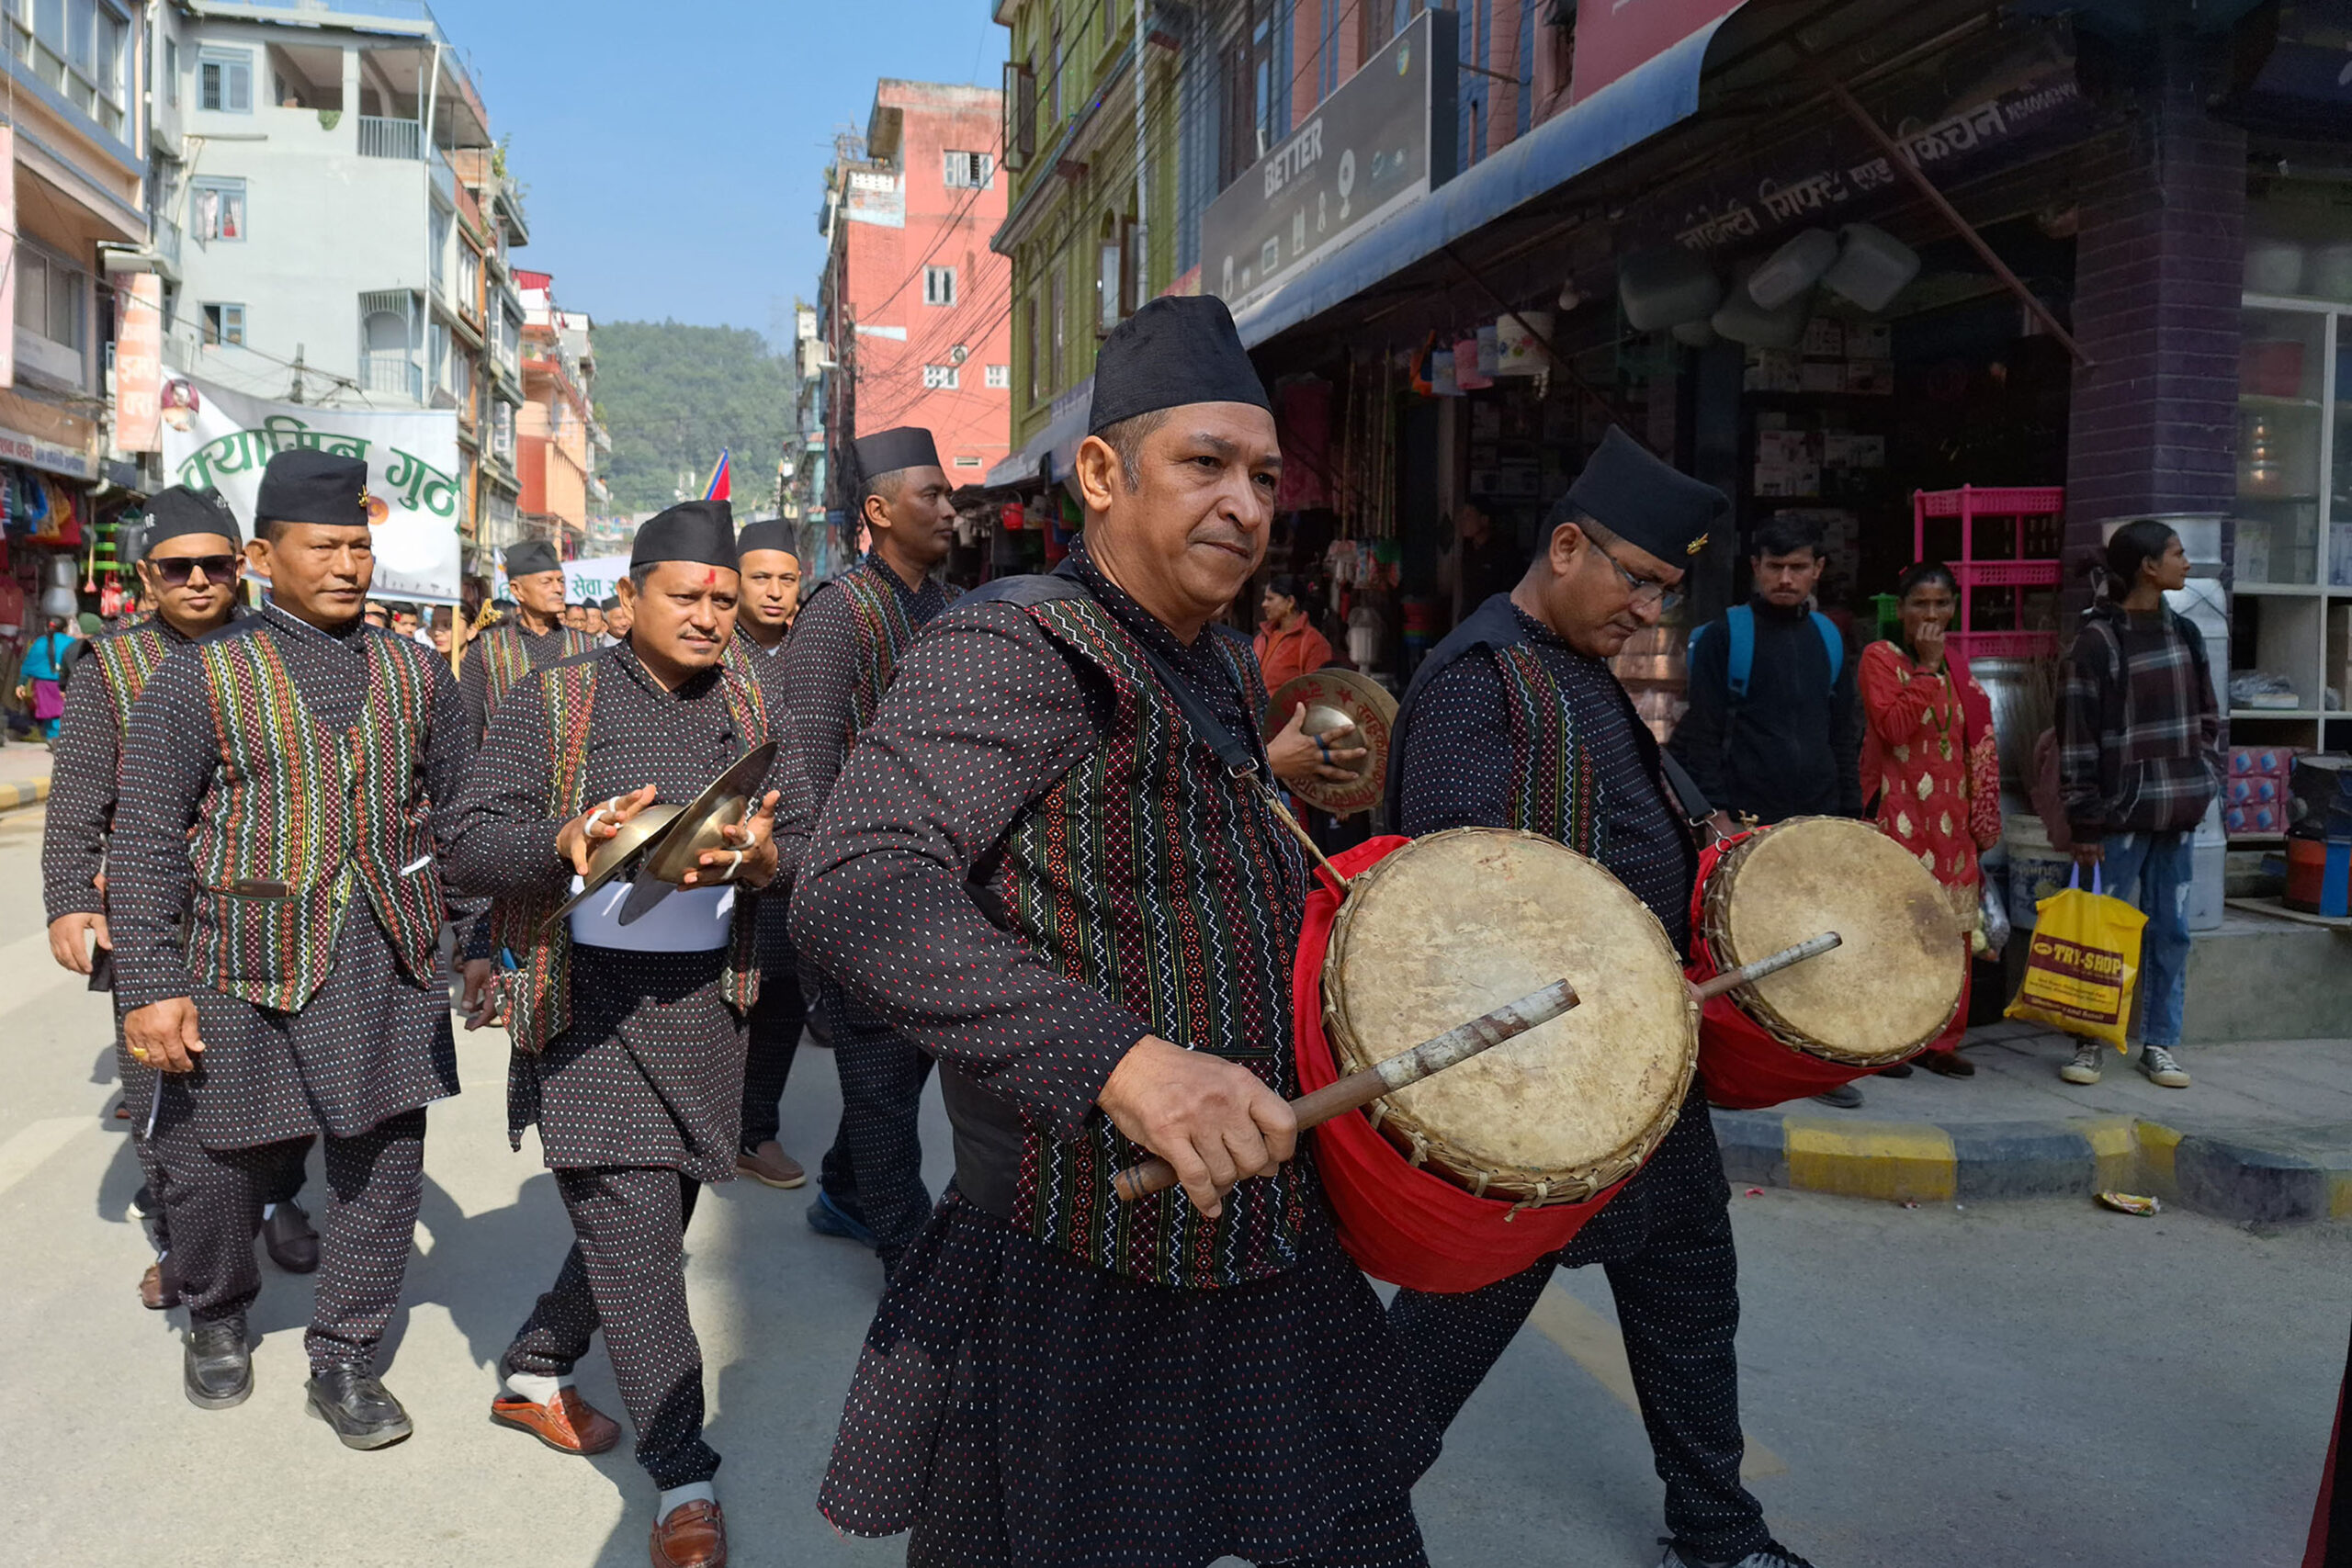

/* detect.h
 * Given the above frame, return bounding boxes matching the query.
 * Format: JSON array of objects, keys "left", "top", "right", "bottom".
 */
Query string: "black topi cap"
[
  {"left": 736, "top": 520, "right": 797, "bottom": 557},
  {"left": 256, "top": 448, "right": 369, "bottom": 530},
  {"left": 504, "top": 540, "right": 561, "bottom": 579},
  {"left": 1563, "top": 427, "right": 1727, "bottom": 563},
  {"left": 598, "top": 596, "right": 620, "bottom": 612},
  {"left": 1087, "top": 294, "right": 1271, "bottom": 436},
  {"left": 852, "top": 426, "right": 940, "bottom": 480},
  {"left": 141, "top": 485, "right": 242, "bottom": 550},
  {"left": 630, "top": 499, "right": 737, "bottom": 571}
]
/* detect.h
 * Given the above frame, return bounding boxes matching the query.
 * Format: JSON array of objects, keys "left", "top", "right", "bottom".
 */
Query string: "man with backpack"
[{"left": 1670, "top": 515, "right": 1865, "bottom": 1105}]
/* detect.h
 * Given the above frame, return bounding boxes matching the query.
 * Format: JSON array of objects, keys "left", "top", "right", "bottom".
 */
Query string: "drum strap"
[
  {"left": 1657, "top": 750, "right": 1715, "bottom": 829},
  {"left": 960, "top": 567, "right": 1274, "bottom": 788}
]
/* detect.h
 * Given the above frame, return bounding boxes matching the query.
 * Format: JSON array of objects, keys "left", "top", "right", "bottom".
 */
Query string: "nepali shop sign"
[
  {"left": 160, "top": 375, "right": 462, "bottom": 603},
  {"left": 1202, "top": 7, "right": 1457, "bottom": 313}
]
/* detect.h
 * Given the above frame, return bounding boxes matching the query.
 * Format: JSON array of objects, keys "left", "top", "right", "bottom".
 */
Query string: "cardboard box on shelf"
[
  {"left": 1847, "top": 359, "right": 1895, "bottom": 395},
  {"left": 1848, "top": 321, "right": 1892, "bottom": 357},
  {"left": 1802, "top": 316, "right": 1845, "bottom": 357}
]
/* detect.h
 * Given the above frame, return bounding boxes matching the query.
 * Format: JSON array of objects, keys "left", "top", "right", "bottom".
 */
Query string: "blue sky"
[{"left": 435, "top": 0, "right": 1004, "bottom": 343}]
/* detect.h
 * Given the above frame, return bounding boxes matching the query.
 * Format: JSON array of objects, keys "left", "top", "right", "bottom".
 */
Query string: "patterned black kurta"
[
  {"left": 783, "top": 553, "right": 944, "bottom": 808},
  {"left": 459, "top": 616, "right": 596, "bottom": 738},
  {"left": 795, "top": 541, "right": 1433, "bottom": 1566},
  {"left": 445, "top": 642, "right": 815, "bottom": 1184},
  {"left": 108, "top": 604, "right": 471, "bottom": 1149}
]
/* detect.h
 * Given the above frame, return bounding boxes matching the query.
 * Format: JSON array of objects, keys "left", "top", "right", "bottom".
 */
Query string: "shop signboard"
[
  {"left": 161, "top": 374, "right": 463, "bottom": 603},
  {"left": 0, "top": 127, "right": 14, "bottom": 390},
  {"left": 114, "top": 274, "right": 164, "bottom": 453},
  {"left": 0, "top": 423, "right": 97, "bottom": 479},
  {"left": 1202, "top": 8, "right": 1457, "bottom": 314},
  {"left": 1573, "top": 0, "right": 1746, "bottom": 102},
  {"left": 1651, "top": 28, "right": 2092, "bottom": 261}
]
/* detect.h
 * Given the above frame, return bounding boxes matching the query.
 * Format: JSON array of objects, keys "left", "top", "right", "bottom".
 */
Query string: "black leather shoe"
[
  {"left": 261, "top": 1201, "right": 320, "bottom": 1274},
  {"left": 184, "top": 1317, "right": 252, "bottom": 1409},
  {"left": 306, "top": 1367, "right": 414, "bottom": 1450}
]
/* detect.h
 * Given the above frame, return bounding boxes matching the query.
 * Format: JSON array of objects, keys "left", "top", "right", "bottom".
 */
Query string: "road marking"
[
  {"left": 0, "top": 928, "right": 94, "bottom": 1017},
  {"left": 1529, "top": 1280, "right": 1788, "bottom": 1481},
  {"left": 0, "top": 1117, "right": 88, "bottom": 1199}
]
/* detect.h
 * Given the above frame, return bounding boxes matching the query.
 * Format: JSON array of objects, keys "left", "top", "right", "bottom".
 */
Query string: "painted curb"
[
  {"left": 0, "top": 777, "right": 49, "bottom": 813},
  {"left": 1710, "top": 1107, "right": 2352, "bottom": 1225}
]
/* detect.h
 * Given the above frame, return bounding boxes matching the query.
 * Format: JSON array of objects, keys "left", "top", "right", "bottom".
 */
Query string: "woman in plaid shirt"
[{"left": 2055, "top": 520, "right": 2223, "bottom": 1089}]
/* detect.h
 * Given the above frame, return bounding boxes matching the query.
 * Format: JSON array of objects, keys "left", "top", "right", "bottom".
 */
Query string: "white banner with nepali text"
[{"left": 159, "top": 375, "right": 463, "bottom": 603}]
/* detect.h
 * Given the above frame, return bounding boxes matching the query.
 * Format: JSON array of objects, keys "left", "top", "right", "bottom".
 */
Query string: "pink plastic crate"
[
  {"left": 1954, "top": 560, "right": 2061, "bottom": 588},
  {"left": 1951, "top": 630, "right": 2059, "bottom": 660},
  {"left": 1915, "top": 486, "right": 2065, "bottom": 519}
]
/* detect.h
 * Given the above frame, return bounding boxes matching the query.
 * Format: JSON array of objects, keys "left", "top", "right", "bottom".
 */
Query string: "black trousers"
[
  {"left": 815, "top": 986, "right": 934, "bottom": 1259},
  {"left": 151, "top": 1109, "right": 425, "bottom": 1374},
  {"left": 506, "top": 1165, "right": 718, "bottom": 1489},
  {"left": 737, "top": 970, "right": 807, "bottom": 1150},
  {"left": 1386, "top": 1104, "right": 1767, "bottom": 1563}
]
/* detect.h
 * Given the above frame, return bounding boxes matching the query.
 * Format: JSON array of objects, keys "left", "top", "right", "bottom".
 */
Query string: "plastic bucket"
[{"left": 2004, "top": 816, "right": 2071, "bottom": 931}]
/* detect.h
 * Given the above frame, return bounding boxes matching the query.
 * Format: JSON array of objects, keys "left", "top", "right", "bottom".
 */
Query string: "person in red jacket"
[{"left": 1251, "top": 572, "right": 1333, "bottom": 693}]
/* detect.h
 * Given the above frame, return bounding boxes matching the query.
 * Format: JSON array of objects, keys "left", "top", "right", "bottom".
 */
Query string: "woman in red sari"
[{"left": 1860, "top": 561, "right": 2002, "bottom": 1077}]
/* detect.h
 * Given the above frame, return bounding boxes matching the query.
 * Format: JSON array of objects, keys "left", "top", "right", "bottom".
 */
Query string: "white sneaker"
[
  {"left": 2058, "top": 1039, "right": 2104, "bottom": 1085},
  {"left": 2139, "top": 1045, "right": 2190, "bottom": 1089}
]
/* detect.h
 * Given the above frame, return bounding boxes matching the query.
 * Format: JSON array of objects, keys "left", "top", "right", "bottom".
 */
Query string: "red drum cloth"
[
  {"left": 1293, "top": 836, "right": 1620, "bottom": 1294},
  {"left": 1690, "top": 833, "right": 1887, "bottom": 1111}
]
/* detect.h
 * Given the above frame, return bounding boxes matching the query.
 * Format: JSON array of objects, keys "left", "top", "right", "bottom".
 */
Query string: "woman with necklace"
[{"left": 1859, "top": 560, "right": 2001, "bottom": 1077}]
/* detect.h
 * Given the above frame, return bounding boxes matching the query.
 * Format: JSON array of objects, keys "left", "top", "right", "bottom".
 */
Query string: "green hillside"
[{"left": 594, "top": 321, "right": 796, "bottom": 514}]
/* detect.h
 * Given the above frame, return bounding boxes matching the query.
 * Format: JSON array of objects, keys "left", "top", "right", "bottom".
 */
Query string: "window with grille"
[
  {"left": 943, "top": 151, "right": 994, "bottom": 189},
  {"left": 924, "top": 266, "right": 956, "bottom": 307},
  {"left": 200, "top": 302, "right": 244, "bottom": 346},
  {"left": 14, "top": 247, "right": 85, "bottom": 348},
  {"left": 191, "top": 177, "right": 245, "bottom": 242},
  {"left": 922, "top": 364, "right": 960, "bottom": 390},
  {"left": 198, "top": 46, "right": 250, "bottom": 112},
  {"left": 985, "top": 363, "right": 1009, "bottom": 389}
]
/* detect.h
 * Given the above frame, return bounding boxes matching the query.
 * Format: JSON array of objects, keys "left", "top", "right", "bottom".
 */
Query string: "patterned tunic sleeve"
[
  {"left": 780, "top": 585, "right": 861, "bottom": 809},
  {"left": 443, "top": 672, "right": 569, "bottom": 903},
  {"left": 458, "top": 637, "right": 493, "bottom": 738},
  {"left": 422, "top": 656, "right": 486, "bottom": 931},
  {"left": 1395, "top": 653, "right": 1518, "bottom": 838},
  {"left": 107, "top": 657, "right": 220, "bottom": 1010},
  {"left": 40, "top": 669, "right": 117, "bottom": 919},
  {"left": 789, "top": 607, "right": 1147, "bottom": 1139}
]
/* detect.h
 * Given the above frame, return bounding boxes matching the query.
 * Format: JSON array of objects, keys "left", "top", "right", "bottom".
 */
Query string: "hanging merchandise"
[
  {"left": 1747, "top": 227, "right": 1839, "bottom": 310},
  {"left": 1821, "top": 223, "right": 1922, "bottom": 312},
  {"left": 1495, "top": 310, "right": 1553, "bottom": 376},
  {"left": 1432, "top": 340, "right": 1462, "bottom": 396},
  {"left": 1001, "top": 501, "right": 1024, "bottom": 532},
  {"left": 1452, "top": 336, "right": 1492, "bottom": 392},
  {"left": 1618, "top": 247, "right": 1723, "bottom": 332},
  {"left": 1713, "top": 262, "right": 1810, "bottom": 348},
  {"left": 1476, "top": 325, "right": 1500, "bottom": 379},
  {"left": 1672, "top": 319, "right": 1718, "bottom": 348},
  {"left": 1408, "top": 332, "right": 1439, "bottom": 397}
]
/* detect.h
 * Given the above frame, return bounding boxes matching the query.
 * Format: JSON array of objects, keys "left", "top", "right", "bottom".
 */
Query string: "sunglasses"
[{"left": 149, "top": 554, "right": 239, "bottom": 585}]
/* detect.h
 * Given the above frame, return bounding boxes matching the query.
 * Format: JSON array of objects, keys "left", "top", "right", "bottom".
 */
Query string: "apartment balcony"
[
  {"left": 357, "top": 115, "right": 423, "bottom": 160},
  {"left": 359, "top": 351, "right": 424, "bottom": 401}
]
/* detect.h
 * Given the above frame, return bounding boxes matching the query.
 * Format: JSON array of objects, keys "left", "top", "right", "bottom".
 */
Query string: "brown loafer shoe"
[
  {"left": 491, "top": 1388, "right": 622, "bottom": 1455},
  {"left": 735, "top": 1140, "right": 806, "bottom": 1190},
  {"left": 650, "top": 1498, "right": 727, "bottom": 1568},
  {"left": 1918, "top": 1049, "right": 1976, "bottom": 1078},
  {"left": 140, "top": 1259, "right": 178, "bottom": 1311}
]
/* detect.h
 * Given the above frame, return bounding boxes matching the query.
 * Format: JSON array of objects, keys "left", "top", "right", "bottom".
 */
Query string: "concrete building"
[
  {"left": 144, "top": 0, "right": 528, "bottom": 577},
  {"left": 814, "top": 78, "right": 1011, "bottom": 523},
  {"left": 511, "top": 269, "right": 604, "bottom": 557}
]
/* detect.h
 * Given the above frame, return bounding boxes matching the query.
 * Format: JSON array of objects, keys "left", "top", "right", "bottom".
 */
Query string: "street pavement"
[{"left": 0, "top": 799, "right": 2344, "bottom": 1568}]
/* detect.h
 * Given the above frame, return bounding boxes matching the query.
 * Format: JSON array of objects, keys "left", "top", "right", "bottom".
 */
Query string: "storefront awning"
[
  {"left": 1231, "top": 7, "right": 1748, "bottom": 351},
  {"left": 983, "top": 374, "right": 1091, "bottom": 491}
]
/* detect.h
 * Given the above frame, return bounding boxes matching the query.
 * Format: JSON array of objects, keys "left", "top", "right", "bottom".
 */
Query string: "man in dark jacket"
[{"left": 1670, "top": 514, "right": 1863, "bottom": 1105}]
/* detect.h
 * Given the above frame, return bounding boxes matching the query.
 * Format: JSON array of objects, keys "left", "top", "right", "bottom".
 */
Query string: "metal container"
[{"left": 1971, "top": 656, "right": 2054, "bottom": 789}]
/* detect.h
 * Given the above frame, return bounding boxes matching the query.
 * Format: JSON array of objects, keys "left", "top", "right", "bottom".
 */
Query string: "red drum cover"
[{"left": 1295, "top": 837, "right": 1619, "bottom": 1293}]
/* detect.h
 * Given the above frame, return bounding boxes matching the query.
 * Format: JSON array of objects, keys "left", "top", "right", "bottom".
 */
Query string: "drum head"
[
  {"left": 1712, "top": 817, "right": 1964, "bottom": 1063},
  {"left": 1264, "top": 669, "right": 1396, "bottom": 818},
  {"left": 1324, "top": 828, "right": 1694, "bottom": 1201}
]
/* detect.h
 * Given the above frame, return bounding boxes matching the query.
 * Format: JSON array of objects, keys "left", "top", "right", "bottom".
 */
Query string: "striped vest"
[
  {"left": 1495, "top": 643, "right": 1605, "bottom": 858},
  {"left": 478, "top": 619, "right": 597, "bottom": 721},
  {"left": 488, "top": 656, "right": 770, "bottom": 1055},
  {"left": 835, "top": 561, "right": 920, "bottom": 736},
  {"left": 184, "top": 627, "right": 443, "bottom": 1011},
  {"left": 88, "top": 620, "right": 177, "bottom": 739},
  {"left": 991, "top": 597, "right": 1313, "bottom": 1290}
]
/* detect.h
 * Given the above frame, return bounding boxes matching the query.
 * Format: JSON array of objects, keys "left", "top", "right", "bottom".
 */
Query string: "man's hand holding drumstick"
[{"left": 1098, "top": 1037, "right": 1297, "bottom": 1220}]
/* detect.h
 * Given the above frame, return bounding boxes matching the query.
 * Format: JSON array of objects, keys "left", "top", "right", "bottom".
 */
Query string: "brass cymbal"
[
  {"left": 1264, "top": 668, "right": 1398, "bottom": 818},
  {"left": 620, "top": 739, "right": 781, "bottom": 925},
  {"left": 540, "top": 802, "right": 685, "bottom": 930}
]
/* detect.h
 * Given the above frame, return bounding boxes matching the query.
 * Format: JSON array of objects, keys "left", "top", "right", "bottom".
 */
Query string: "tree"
[{"left": 594, "top": 321, "right": 797, "bottom": 513}]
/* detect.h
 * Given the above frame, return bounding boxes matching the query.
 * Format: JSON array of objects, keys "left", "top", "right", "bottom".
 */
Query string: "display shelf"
[
  {"left": 2232, "top": 708, "right": 2330, "bottom": 720},
  {"left": 1954, "top": 560, "right": 2060, "bottom": 588},
  {"left": 1953, "top": 629, "right": 2059, "bottom": 660}
]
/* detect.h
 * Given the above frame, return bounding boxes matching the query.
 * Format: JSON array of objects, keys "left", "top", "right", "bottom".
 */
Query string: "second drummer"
[{"left": 1384, "top": 429, "right": 1826, "bottom": 1568}]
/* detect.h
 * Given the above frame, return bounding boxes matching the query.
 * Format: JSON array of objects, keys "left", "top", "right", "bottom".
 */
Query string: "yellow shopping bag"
[{"left": 2005, "top": 866, "right": 2147, "bottom": 1051}]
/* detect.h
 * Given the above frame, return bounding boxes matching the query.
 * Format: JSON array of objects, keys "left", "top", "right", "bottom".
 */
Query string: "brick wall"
[{"left": 2064, "top": 36, "right": 2247, "bottom": 558}]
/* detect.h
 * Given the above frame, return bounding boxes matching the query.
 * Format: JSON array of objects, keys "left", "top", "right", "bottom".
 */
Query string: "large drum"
[
  {"left": 1692, "top": 816, "right": 1967, "bottom": 1109},
  {"left": 1296, "top": 828, "right": 1697, "bottom": 1293}
]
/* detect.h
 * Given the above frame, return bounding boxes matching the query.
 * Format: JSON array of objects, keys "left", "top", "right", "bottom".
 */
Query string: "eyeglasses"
[
  {"left": 149, "top": 554, "right": 238, "bottom": 586},
  {"left": 1595, "top": 541, "right": 1683, "bottom": 612}
]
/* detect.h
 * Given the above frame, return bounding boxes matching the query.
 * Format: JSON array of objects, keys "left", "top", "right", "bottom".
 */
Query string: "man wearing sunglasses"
[
  {"left": 41, "top": 488, "right": 323, "bottom": 1312},
  {"left": 1382, "top": 431, "right": 1827, "bottom": 1568}
]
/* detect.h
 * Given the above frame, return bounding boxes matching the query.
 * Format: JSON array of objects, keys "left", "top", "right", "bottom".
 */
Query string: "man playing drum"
[
  {"left": 793, "top": 294, "right": 1434, "bottom": 1566},
  {"left": 1385, "top": 428, "right": 1825, "bottom": 1568}
]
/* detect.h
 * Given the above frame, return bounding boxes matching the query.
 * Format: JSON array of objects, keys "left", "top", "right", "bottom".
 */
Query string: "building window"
[
  {"left": 200, "top": 302, "right": 245, "bottom": 347},
  {"left": 922, "top": 364, "right": 961, "bottom": 390},
  {"left": 191, "top": 177, "right": 246, "bottom": 242},
  {"left": 985, "top": 363, "right": 1009, "bottom": 389},
  {"left": 943, "top": 150, "right": 994, "bottom": 189},
  {"left": 198, "top": 46, "right": 252, "bottom": 113},
  {"left": 1048, "top": 265, "right": 1066, "bottom": 391},
  {"left": 924, "top": 265, "right": 956, "bottom": 307},
  {"left": 164, "top": 37, "right": 177, "bottom": 105},
  {"left": 954, "top": 456, "right": 983, "bottom": 469},
  {"left": 15, "top": 246, "right": 85, "bottom": 349},
  {"left": 8, "top": 0, "right": 128, "bottom": 134},
  {"left": 1099, "top": 238, "right": 1123, "bottom": 332}
]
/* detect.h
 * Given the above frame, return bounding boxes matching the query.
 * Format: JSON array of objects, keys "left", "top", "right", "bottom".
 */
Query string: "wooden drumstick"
[
  {"left": 1689, "top": 931, "right": 1842, "bottom": 1003},
  {"left": 1111, "top": 977, "right": 1580, "bottom": 1203}
]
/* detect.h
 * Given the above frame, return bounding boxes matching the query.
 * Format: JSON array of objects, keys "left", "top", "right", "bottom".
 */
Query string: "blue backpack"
[{"left": 1688, "top": 604, "right": 1843, "bottom": 702}]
